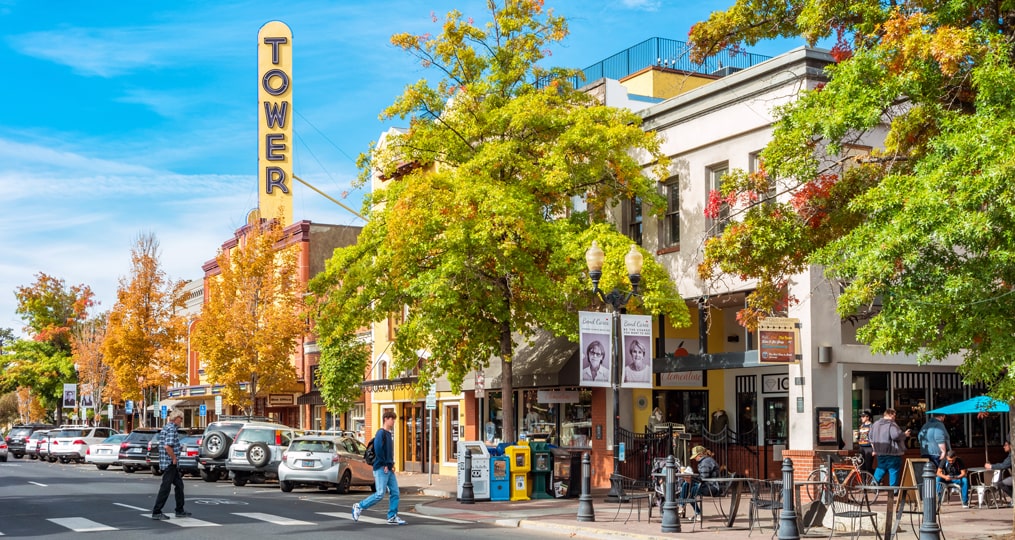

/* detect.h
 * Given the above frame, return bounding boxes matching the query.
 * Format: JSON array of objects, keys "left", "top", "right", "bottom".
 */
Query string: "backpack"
[{"left": 363, "top": 439, "right": 376, "bottom": 466}]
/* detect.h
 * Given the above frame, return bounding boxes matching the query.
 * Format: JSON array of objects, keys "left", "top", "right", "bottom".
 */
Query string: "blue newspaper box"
[{"left": 490, "top": 455, "right": 511, "bottom": 501}]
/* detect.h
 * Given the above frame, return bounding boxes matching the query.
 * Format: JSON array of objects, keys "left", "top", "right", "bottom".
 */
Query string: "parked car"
[
  {"left": 85, "top": 433, "right": 127, "bottom": 470},
  {"left": 37, "top": 431, "right": 55, "bottom": 462},
  {"left": 177, "top": 434, "right": 204, "bottom": 477},
  {"left": 146, "top": 429, "right": 201, "bottom": 475},
  {"left": 49, "top": 426, "right": 119, "bottom": 464},
  {"left": 278, "top": 433, "right": 374, "bottom": 494},
  {"left": 198, "top": 416, "right": 273, "bottom": 483},
  {"left": 226, "top": 421, "right": 295, "bottom": 486},
  {"left": 25, "top": 429, "right": 51, "bottom": 460},
  {"left": 118, "top": 428, "right": 160, "bottom": 473},
  {"left": 4, "top": 423, "right": 55, "bottom": 459},
  {"left": 0, "top": 438, "right": 7, "bottom": 462}
]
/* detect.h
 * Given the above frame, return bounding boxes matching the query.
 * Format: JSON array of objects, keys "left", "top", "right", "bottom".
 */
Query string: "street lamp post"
[{"left": 585, "top": 241, "right": 644, "bottom": 502}]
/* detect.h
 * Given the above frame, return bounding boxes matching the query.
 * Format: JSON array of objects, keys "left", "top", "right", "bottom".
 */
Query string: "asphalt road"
[{"left": 0, "top": 457, "right": 555, "bottom": 539}]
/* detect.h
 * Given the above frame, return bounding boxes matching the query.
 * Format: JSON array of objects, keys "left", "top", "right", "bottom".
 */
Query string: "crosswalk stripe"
[
  {"left": 138, "top": 514, "right": 220, "bottom": 528},
  {"left": 317, "top": 511, "right": 390, "bottom": 525},
  {"left": 47, "top": 518, "right": 117, "bottom": 532},
  {"left": 408, "top": 513, "right": 470, "bottom": 524},
  {"left": 232, "top": 513, "right": 315, "bottom": 525}
]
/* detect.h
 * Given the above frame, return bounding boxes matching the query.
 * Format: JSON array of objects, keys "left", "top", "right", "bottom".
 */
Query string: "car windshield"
[
  {"left": 209, "top": 423, "right": 243, "bottom": 438},
  {"left": 290, "top": 439, "right": 334, "bottom": 453},
  {"left": 9, "top": 427, "right": 33, "bottom": 438},
  {"left": 181, "top": 435, "right": 201, "bottom": 446},
  {"left": 101, "top": 434, "right": 126, "bottom": 444},
  {"left": 60, "top": 429, "right": 90, "bottom": 438},
  {"left": 237, "top": 428, "right": 287, "bottom": 445}
]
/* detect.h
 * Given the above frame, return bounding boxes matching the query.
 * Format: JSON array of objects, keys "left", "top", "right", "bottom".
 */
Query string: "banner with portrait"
[
  {"left": 80, "top": 383, "right": 94, "bottom": 408},
  {"left": 62, "top": 383, "right": 77, "bottom": 408},
  {"left": 578, "top": 311, "right": 612, "bottom": 387},
  {"left": 621, "top": 314, "right": 652, "bottom": 388}
]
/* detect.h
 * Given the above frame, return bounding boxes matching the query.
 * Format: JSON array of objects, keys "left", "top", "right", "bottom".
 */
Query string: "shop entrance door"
[
  {"left": 763, "top": 397, "right": 788, "bottom": 445},
  {"left": 401, "top": 404, "right": 424, "bottom": 472}
]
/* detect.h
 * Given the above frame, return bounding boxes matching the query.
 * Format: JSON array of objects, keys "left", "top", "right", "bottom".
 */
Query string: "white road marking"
[
  {"left": 114, "top": 503, "right": 148, "bottom": 511},
  {"left": 47, "top": 518, "right": 117, "bottom": 532},
  {"left": 28, "top": 481, "right": 47, "bottom": 487},
  {"left": 408, "top": 513, "right": 470, "bottom": 524},
  {"left": 139, "top": 514, "right": 220, "bottom": 527},
  {"left": 317, "top": 511, "right": 390, "bottom": 525},
  {"left": 232, "top": 512, "right": 315, "bottom": 525}
]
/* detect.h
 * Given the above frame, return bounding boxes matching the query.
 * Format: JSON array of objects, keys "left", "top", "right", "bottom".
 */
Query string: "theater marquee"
[{"left": 257, "top": 21, "right": 293, "bottom": 226}]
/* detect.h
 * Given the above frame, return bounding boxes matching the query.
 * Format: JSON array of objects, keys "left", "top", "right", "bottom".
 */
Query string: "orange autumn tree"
[
  {"left": 102, "top": 233, "right": 187, "bottom": 426},
  {"left": 192, "top": 219, "right": 307, "bottom": 415},
  {"left": 72, "top": 313, "right": 120, "bottom": 417}
]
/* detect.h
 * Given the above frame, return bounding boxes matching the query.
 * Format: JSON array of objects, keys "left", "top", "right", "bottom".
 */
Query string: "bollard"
[
  {"left": 460, "top": 450, "right": 475, "bottom": 504},
  {"left": 661, "top": 454, "right": 681, "bottom": 533},
  {"left": 777, "top": 457, "right": 801, "bottom": 540},
  {"left": 577, "top": 452, "right": 596, "bottom": 522},
  {"left": 919, "top": 461, "right": 941, "bottom": 540}
]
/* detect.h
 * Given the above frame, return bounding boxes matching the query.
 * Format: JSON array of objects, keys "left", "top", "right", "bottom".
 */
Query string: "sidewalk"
[{"left": 397, "top": 473, "right": 1015, "bottom": 539}]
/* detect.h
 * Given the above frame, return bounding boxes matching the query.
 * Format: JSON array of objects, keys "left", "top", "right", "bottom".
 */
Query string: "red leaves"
[{"left": 789, "top": 173, "right": 838, "bottom": 228}]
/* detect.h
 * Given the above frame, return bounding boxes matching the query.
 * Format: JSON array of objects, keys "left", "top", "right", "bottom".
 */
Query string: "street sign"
[
  {"left": 619, "top": 442, "right": 626, "bottom": 462},
  {"left": 125, "top": 400, "right": 133, "bottom": 414},
  {"left": 425, "top": 388, "right": 437, "bottom": 410},
  {"left": 215, "top": 395, "right": 223, "bottom": 415},
  {"left": 107, "top": 403, "right": 113, "bottom": 418},
  {"left": 199, "top": 404, "right": 207, "bottom": 417},
  {"left": 161, "top": 405, "right": 167, "bottom": 419}
]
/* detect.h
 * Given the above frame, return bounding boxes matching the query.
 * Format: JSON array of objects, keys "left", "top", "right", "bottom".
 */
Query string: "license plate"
[
  {"left": 99, "top": 449, "right": 110, "bottom": 455},
  {"left": 301, "top": 460, "right": 314, "bottom": 468},
  {"left": 130, "top": 448, "right": 141, "bottom": 453}
]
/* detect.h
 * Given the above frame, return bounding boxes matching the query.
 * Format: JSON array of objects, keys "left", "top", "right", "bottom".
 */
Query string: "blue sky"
[{"left": 0, "top": 0, "right": 816, "bottom": 335}]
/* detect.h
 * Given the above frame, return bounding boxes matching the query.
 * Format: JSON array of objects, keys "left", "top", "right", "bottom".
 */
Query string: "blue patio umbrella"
[
  {"left": 928, "top": 396, "right": 1010, "bottom": 460},
  {"left": 927, "top": 395, "right": 1010, "bottom": 415}
]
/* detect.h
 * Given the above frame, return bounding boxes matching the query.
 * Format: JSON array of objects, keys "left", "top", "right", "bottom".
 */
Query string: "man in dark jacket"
[
  {"left": 352, "top": 410, "right": 406, "bottom": 525},
  {"left": 984, "top": 438, "right": 1013, "bottom": 501},
  {"left": 870, "top": 408, "right": 911, "bottom": 486}
]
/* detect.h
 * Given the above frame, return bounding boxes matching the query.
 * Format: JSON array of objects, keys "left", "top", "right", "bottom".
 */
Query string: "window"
[
  {"left": 749, "top": 152, "right": 776, "bottom": 204},
  {"left": 708, "top": 163, "right": 730, "bottom": 235},
  {"left": 445, "top": 404, "right": 460, "bottom": 462},
  {"left": 627, "top": 197, "right": 643, "bottom": 245},
  {"left": 663, "top": 180, "right": 680, "bottom": 247}
]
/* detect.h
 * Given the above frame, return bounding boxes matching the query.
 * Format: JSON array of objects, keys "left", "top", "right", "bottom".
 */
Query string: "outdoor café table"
[
  {"left": 967, "top": 467, "right": 993, "bottom": 508},
  {"left": 859, "top": 484, "right": 917, "bottom": 540},
  {"left": 792, "top": 479, "right": 830, "bottom": 534},
  {"left": 701, "top": 476, "right": 753, "bottom": 528}
]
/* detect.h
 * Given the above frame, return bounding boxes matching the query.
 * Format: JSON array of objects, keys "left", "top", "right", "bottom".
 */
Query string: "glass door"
[
  {"left": 763, "top": 397, "right": 788, "bottom": 445},
  {"left": 401, "top": 404, "right": 423, "bottom": 472}
]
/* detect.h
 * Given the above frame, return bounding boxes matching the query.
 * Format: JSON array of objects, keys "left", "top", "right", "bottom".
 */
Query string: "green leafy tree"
[
  {"left": 315, "top": 333, "right": 370, "bottom": 417},
  {"left": 690, "top": 3, "right": 1015, "bottom": 443},
  {"left": 102, "top": 233, "right": 186, "bottom": 426},
  {"left": 192, "top": 220, "right": 307, "bottom": 414},
  {"left": 310, "top": 1, "right": 688, "bottom": 441},
  {"left": 0, "top": 339, "right": 75, "bottom": 421}
]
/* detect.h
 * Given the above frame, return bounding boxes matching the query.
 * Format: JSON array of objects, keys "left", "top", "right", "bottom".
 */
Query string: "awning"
[
  {"left": 656, "top": 350, "right": 762, "bottom": 372},
  {"left": 466, "top": 328, "right": 576, "bottom": 390},
  {"left": 296, "top": 391, "right": 325, "bottom": 405},
  {"left": 146, "top": 399, "right": 187, "bottom": 412}
]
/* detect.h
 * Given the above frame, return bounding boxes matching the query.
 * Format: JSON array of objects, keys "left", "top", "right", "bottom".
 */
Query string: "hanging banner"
[
  {"left": 579, "top": 311, "right": 612, "bottom": 387},
  {"left": 758, "top": 317, "right": 801, "bottom": 363},
  {"left": 80, "top": 383, "right": 94, "bottom": 408},
  {"left": 621, "top": 314, "right": 652, "bottom": 388},
  {"left": 62, "top": 383, "right": 77, "bottom": 408}
]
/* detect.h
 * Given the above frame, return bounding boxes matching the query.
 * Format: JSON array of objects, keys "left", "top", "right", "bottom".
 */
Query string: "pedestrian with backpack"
[{"left": 352, "top": 410, "right": 405, "bottom": 525}]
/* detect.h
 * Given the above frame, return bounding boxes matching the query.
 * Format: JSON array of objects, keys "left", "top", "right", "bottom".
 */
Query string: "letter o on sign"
[{"left": 262, "top": 69, "right": 290, "bottom": 96}]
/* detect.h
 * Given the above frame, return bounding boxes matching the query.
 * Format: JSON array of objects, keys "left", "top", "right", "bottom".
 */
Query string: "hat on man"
[
  {"left": 860, "top": 410, "right": 872, "bottom": 418},
  {"left": 690, "top": 445, "right": 708, "bottom": 460}
]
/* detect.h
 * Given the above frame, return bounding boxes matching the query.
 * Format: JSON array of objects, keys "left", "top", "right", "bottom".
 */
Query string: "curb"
[{"left": 514, "top": 519, "right": 669, "bottom": 539}]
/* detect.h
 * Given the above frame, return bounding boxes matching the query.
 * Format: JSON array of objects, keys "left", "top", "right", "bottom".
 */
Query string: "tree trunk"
[{"left": 499, "top": 320, "right": 514, "bottom": 443}]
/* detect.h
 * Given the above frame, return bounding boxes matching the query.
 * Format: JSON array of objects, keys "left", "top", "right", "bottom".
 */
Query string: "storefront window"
[
  {"left": 561, "top": 389, "right": 592, "bottom": 447},
  {"left": 445, "top": 404, "right": 459, "bottom": 462},
  {"left": 521, "top": 389, "right": 555, "bottom": 437},
  {"left": 484, "top": 392, "right": 503, "bottom": 444},
  {"left": 652, "top": 390, "right": 709, "bottom": 435}
]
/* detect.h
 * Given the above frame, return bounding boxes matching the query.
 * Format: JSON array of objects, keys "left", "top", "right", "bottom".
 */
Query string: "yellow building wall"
[{"left": 621, "top": 69, "right": 717, "bottom": 100}]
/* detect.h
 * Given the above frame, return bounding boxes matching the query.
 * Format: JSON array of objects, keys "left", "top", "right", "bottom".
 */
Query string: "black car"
[
  {"left": 198, "top": 415, "right": 273, "bottom": 482},
  {"left": 146, "top": 429, "right": 202, "bottom": 475},
  {"left": 4, "top": 424, "right": 55, "bottom": 459},
  {"left": 177, "top": 434, "right": 204, "bottom": 477},
  {"left": 118, "top": 428, "right": 160, "bottom": 473}
]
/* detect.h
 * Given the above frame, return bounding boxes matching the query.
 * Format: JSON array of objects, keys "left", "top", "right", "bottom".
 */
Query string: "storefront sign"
[
  {"left": 268, "top": 394, "right": 294, "bottom": 406},
  {"left": 659, "top": 371, "right": 704, "bottom": 387},
  {"left": 758, "top": 317, "right": 801, "bottom": 363},
  {"left": 537, "top": 389, "right": 579, "bottom": 404},
  {"left": 257, "top": 21, "right": 293, "bottom": 225}
]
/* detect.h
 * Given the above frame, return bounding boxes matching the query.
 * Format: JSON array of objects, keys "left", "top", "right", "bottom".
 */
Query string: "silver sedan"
[
  {"left": 278, "top": 434, "right": 375, "bottom": 494},
  {"left": 85, "top": 433, "right": 127, "bottom": 470}
]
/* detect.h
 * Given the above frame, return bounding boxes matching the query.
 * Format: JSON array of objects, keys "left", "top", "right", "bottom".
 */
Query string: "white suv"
[
  {"left": 225, "top": 422, "right": 295, "bottom": 486},
  {"left": 49, "top": 426, "right": 119, "bottom": 464}
]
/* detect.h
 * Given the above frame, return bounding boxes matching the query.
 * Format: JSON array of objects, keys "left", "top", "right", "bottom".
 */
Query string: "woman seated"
[{"left": 680, "top": 445, "right": 724, "bottom": 521}]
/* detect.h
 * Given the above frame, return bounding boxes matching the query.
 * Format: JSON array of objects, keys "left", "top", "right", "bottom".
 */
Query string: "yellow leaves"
[{"left": 879, "top": 10, "right": 980, "bottom": 77}]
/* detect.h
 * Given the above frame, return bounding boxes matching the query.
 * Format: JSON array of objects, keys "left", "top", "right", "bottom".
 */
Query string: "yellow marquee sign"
[{"left": 257, "top": 21, "right": 293, "bottom": 226}]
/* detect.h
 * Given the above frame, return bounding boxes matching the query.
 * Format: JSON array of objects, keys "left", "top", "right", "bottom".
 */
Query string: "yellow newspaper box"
[{"left": 505, "top": 441, "right": 531, "bottom": 501}]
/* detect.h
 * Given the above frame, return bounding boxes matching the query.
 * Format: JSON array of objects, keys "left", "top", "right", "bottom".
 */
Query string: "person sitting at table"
[
  {"left": 680, "top": 445, "right": 723, "bottom": 522},
  {"left": 984, "top": 438, "right": 1013, "bottom": 501},
  {"left": 936, "top": 450, "right": 970, "bottom": 508}
]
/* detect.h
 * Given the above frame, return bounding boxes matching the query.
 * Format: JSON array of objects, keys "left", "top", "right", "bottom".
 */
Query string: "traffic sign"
[
  {"left": 161, "top": 405, "right": 167, "bottom": 419},
  {"left": 425, "top": 387, "right": 437, "bottom": 410},
  {"left": 199, "top": 404, "right": 207, "bottom": 417},
  {"left": 125, "top": 400, "right": 133, "bottom": 414}
]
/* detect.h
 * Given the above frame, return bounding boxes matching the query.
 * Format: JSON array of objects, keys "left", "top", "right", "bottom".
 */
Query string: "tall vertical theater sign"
[{"left": 258, "top": 21, "right": 293, "bottom": 226}]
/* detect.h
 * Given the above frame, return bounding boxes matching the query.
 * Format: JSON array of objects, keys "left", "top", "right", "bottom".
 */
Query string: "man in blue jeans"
[
  {"left": 352, "top": 410, "right": 406, "bottom": 525},
  {"left": 870, "top": 408, "right": 911, "bottom": 486}
]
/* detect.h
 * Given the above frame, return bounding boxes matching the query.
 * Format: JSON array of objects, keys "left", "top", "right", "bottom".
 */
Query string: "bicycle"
[{"left": 805, "top": 454, "right": 879, "bottom": 506}]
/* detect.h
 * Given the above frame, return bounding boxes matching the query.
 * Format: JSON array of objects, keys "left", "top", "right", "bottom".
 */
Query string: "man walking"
[
  {"left": 352, "top": 410, "right": 406, "bottom": 525},
  {"left": 984, "top": 438, "right": 1013, "bottom": 502},
  {"left": 870, "top": 408, "right": 911, "bottom": 486},
  {"left": 151, "top": 409, "right": 190, "bottom": 520},
  {"left": 919, "top": 412, "right": 950, "bottom": 469}
]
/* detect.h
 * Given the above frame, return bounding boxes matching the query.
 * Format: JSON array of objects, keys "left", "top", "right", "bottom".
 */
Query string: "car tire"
[
  {"left": 246, "top": 442, "right": 271, "bottom": 468},
  {"left": 151, "top": 465, "right": 162, "bottom": 476},
  {"left": 13, "top": 453, "right": 23, "bottom": 459},
  {"left": 124, "top": 465, "right": 135, "bottom": 473},
  {"left": 233, "top": 474, "right": 248, "bottom": 487},
  {"left": 0, "top": 455, "right": 7, "bottom": 462},
  {"left": 59, "top": 457, "right": 69, "bottom": 464},
  {"left": 200, "top": 469, "right": 220, "bottom": 482},
  {"left": 202, "top": 431, "right": 230, "bottom": 460},
  {"left": 96, "top": 464, "right": 109, "bottom": 470},
  {"left": 280, "top": 480, "right": 294, "bottom": 493},
  {"left": 336, "top": 470, "right": 352, "bottom": 494},
  {"left": 47, "top": 456, "right": 57, "bottom": 463}
]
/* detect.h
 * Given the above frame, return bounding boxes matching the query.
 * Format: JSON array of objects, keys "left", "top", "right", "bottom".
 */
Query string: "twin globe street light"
[{"left": 585, "top": 240, "right": 644, "bottom": 502}]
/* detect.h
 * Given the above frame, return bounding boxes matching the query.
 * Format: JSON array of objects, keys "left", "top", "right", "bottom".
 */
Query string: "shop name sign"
[
  {"left": 758, "top": 317, "right": 801, "bottom": 363},
  {"left": 268, "top": 394, "right": 294, "bottom": 406},
  {"left": 537, "top": 390, "right": 579, "bottom": 404},
  {"left": 257, "top": 21, "right": 294, "bottom": 225},
  {"left": 659, "top": 371, "right": 703, "bottom": 387}
]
